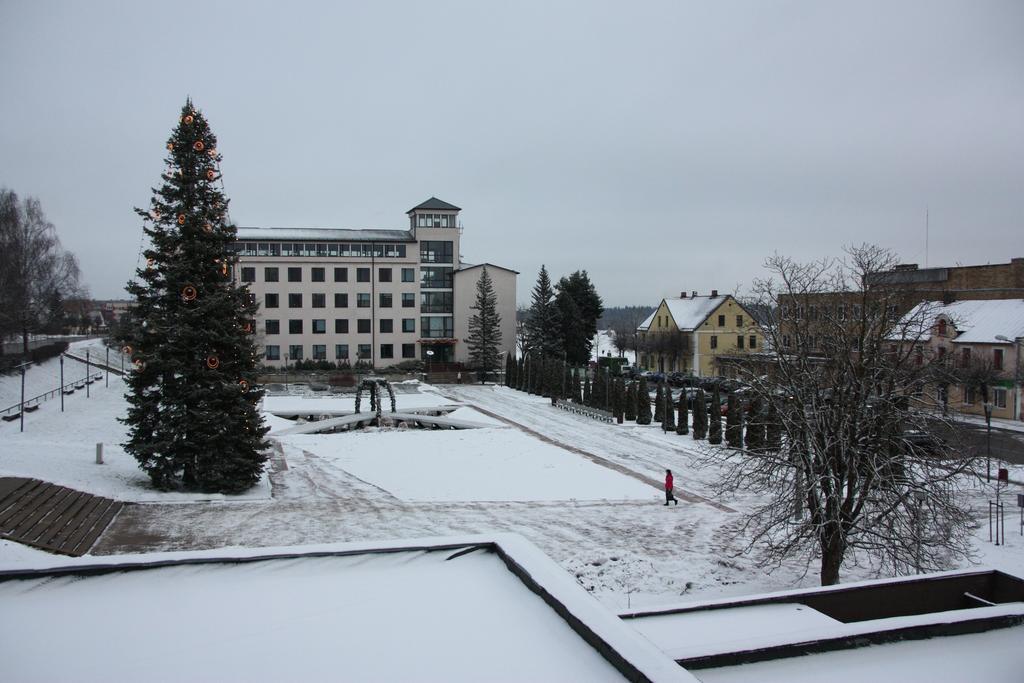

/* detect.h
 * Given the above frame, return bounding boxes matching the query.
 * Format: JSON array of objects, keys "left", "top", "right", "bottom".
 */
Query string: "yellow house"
[{"left": 637, "top": 291, "right": 764, "bottom": 377}]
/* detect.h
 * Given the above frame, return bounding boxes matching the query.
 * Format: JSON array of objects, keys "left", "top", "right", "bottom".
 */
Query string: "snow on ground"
[
  {"left": 594, "top": 329, "right": 635, "bottom": 365},
  {"left": 0, "top": 372, "right": 270, "bottom": 503},
  {"left": 279, "top": 428, "right": 656, "bottom": 502},
  {"left": 2, "top": 373, "right": 1023, "bottom": 613},
  {"left": 0, "top": 338, "right": 125, "bottom": 410}
]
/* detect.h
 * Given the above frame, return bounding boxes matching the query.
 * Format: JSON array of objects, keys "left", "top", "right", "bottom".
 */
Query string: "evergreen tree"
[
  {"left": 636, "top": 378, "right": 652, "bottom": 425},
  {"left": 654, "top": 382, "right": 665, "bottom": 422},
  {"left": 563, "top": 364, "right": 572, "bottom": 400},
  {"left": 546, "top": 356, "right": 562, "bottom": 398},
  {"left": 613, "top": 378, "right": 625, "bottom": 423},
  {"left": 662, "top": 388, "right": 676, "bottom": 431},
  {"left": 725, "top": 393, "right": 743, "bottom": 449},
  {"left": 525, "top": 266, "right": 562, "bottom": 357},
  {"left": 624, "top": 382, "right": 637, "bottom": 421},
  {"left": 555, "top": 291, "right": 588, "bottom": 366},
  {"left": 592, "top": 366, "right": 606, "bottom": 409},
  {"left": 676, "top": 391, "right": 689, "bottom": 435},
  {"left": 467, "top": 266, "right": 502, "bottom": 383},
  {"left": 708, "top": 385, "right": 723, "bottom": 444},
  {"left": 583, "top": 375, "right": 592, "bottom": 406},
  {"left": 555, "top": 271, "right": 604, "bottom": 364},
  {"left": 516, "top": 356, "right": 526, "bottom": 391},
  {"left": 123, "top": 100, "right": 268, "bottom": 493},
  {"left": 766, "top": 400, "right": 782, "bottom": 453},
  {"left": 693, "top": 389, "right": 707, "bottom": 440}
]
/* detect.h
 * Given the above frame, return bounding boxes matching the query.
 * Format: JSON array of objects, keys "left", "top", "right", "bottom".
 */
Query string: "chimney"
[
  {"left": 711, "top": 289, "right": 718, "bottom": 297},
  {"left": 691, "top": 290, "right": 698, "bottom": 298},
  {"left": 679, "top": 291, "right": 687, "bottom": 298}
]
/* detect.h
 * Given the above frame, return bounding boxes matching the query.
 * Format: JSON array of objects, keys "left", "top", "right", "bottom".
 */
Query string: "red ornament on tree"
[
  {"left": 183, "top": 115, "right": 194, "bottom": 125},
  {"left": 239, "top": 379, "right": 249, "bottom": 391},
  {"left": 194, "top": 141, "right": 205, "bottom": 152},
  {"left": 203, "top": 222, "right": 213, "bottom": 234},
  {"left": 166, "top": 142, "right": 174, "bottom": 151},
  {"left": 122, "top": 345, "right": 133, "bottom": 355},
  {"left": 177, "top": 214, "right": 186, "bottom": 225},
  {"left": 181, "top": 285, "right": 198, "bottom": 301},
  {"left": 206, "top": 169, "right": 216, "bottom": 181},
  {"left": 206, "top": 355, "right": 220, "bottom": 370},
  {"left": 133, "top": 359, "right": 145, "bottom": 371}
]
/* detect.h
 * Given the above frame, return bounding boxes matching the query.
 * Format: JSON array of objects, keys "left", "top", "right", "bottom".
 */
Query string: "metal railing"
[{"left": 1, "top": 372, "right": 105, "bottom": 417}]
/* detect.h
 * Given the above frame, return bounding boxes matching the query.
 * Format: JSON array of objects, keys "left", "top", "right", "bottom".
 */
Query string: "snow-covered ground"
[
  {"left": 0, "top": 342, "right": 270, "bottom": 503},
  {"left": 2, "top": 371, "right": 1022, "bottom": 613},
  {"left": 594, "top": 329, "right": 635, "bottom": 365},
  {"left": 279, "top": 429, "right": 655, "bottom": 502},
  {"left": 0, "top": 338, "right": 125, "bottom": 410}
]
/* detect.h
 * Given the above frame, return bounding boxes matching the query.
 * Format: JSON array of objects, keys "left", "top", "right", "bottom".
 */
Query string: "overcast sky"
[{"left": 2, "top": 1, "right": 1022, "bottom": 307}]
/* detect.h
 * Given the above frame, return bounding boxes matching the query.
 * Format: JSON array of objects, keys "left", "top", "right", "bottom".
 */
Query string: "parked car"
[
  {"left": 901, "top": 429, "right": 946, "bottom": 457},
  {"left": 667, "top": 372, "right": 698, "bottom": 387}
]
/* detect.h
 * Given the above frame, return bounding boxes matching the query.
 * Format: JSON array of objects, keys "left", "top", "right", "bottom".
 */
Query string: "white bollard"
[{"left": 95, "top": 442, "right": 104, "bottom": 465}]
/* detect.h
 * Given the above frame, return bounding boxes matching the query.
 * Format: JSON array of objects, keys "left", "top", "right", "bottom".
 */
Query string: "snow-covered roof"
[
  {"left": 621, "top": 567, "right": 1024, "bottom": 681},
  {"left": 0, "top": 535, "right": 694, "bottom": 682},
  {"left": 235, "top": 226, "right": 416, "bottom": 242},
  {"left": 637, "top": 295, "right": 730, "bottom": 331},
  {"left": 637, "top": 309, "right": 657, "bottom": 331},
  {"left": 898, "top": 299, "right": 1024, "bottom": 344}
]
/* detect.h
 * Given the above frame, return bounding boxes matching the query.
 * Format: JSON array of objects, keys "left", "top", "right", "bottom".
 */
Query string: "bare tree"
[
  {"left": 0, "top": 189, "right": 84, "bottom": 351},
  {"left": 648, "top": 330, "right": 689, "bottom": 373},
  {"left": 514, "top": 305, "right": 530, "bottom": 357},
  {"left": 709, "top": 245, "right": 977, "bottom": 585}
]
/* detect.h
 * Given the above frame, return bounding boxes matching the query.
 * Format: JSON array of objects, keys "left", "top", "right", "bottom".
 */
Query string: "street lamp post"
[
  {"left": 17, "top": 361, "right": 29, "bottom": 433},
  {"left": 984, "top": 401, "right": 992, "bottom": 482}
]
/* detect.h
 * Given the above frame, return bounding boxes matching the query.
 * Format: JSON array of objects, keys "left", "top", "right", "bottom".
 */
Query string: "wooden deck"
[{"left": 0, "top": 478, "right": 124, "bottom": 556}]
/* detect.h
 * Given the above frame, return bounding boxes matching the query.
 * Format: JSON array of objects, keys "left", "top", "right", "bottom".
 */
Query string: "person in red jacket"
[{"left": 664, "top": 469, "right": 678, "bottom": 506}]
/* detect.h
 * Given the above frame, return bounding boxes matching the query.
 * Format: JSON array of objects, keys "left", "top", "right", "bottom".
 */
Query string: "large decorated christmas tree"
[{"left": 121, "top": 100, "right": 268, "bottom": 493}]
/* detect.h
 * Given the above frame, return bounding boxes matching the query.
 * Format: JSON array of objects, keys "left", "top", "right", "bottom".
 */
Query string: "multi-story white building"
[{"left": 233, "top": 198, "right": 517, "bottom": 369}]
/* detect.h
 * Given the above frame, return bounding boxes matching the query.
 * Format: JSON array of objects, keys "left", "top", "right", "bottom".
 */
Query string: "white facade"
[
  {"left": 453, "top": 264, "right": 518, "bottom": 365},
  {"left": 233, "top": 198, "right": 516, "bottom": 369}
]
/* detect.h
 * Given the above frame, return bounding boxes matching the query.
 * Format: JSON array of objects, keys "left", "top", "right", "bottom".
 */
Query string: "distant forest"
[{"left": 597, "top": 305, "right": 655, "bottom": 331}]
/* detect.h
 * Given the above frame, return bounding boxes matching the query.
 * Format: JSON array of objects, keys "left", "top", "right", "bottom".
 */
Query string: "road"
[{"left": 952, "top": 421, "right": 1024, "bottom": 467}]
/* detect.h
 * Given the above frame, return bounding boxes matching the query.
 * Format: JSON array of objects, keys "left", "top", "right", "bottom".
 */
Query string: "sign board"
[
  {"left": 1018, "top": 493, "right": 1024, "bottom": 508},
  {"left": 997, "top": 468, "right": 1009, "bottom": 483}
]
